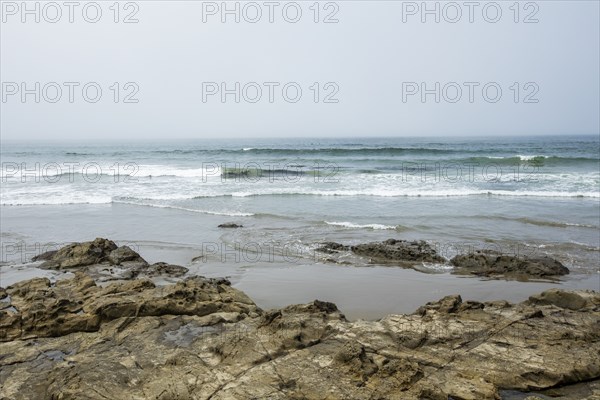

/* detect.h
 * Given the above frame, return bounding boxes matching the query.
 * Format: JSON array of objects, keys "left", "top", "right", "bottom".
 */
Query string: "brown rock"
[
  {"left": 0, "top": 272, "right": 598, "bottom": 400},
  {"left": 141, "top": 262, "right": 189, "bottom": 277},
  {"left": 528, "top": 288, "right": 599, "bottom": 310},
  {"left": 38, "top": 238, "right": 118, "bottom": 269},
  {"left": 0, "top": 272, "right": 259, "bottom": 342}
]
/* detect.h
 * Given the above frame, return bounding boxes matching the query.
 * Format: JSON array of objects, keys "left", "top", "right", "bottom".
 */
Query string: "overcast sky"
[{"left": 1, "top": 0, "right": 599, "bottom": 140}]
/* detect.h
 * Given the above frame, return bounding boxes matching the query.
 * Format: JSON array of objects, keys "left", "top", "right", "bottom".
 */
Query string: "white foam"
[
  {"left": 111, "top": 199, "right": 255, "bottom": 216},
  {"left": 477, "top": 155, "right": 549, "bottom": 161},
  {"left": 0, "top": 196, "right": 112, "bottom": 205},
  {"left": 2, "top": 188, "right": 598, "bottom": 205},
  {"left": 136, "top": 164, "right": 222, "bottom": 178},
  {"left": 517, "top": 155, "right": 549, "bottom": 161},
  {"left": 325, "top": 221, "right": 399, "bottom": 230}
]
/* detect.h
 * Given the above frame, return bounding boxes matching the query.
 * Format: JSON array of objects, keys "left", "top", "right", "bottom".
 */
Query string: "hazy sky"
[{"left": 1, "top": 0, "right": 599, "bottom": 140}]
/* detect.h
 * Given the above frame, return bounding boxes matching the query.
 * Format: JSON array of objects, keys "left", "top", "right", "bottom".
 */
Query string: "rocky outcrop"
[
  {"left": 38, "top": 237, "right": 118, "bottom": 269},
  {"left": 1, "top": 272, "right": 598, "bottom": 400},
  {"left": 317, "top": 240, "right": 569, "bottom": 280},
  {"left": 317, "top": 239, "right": 445, "bottom": 265},
  {"left": 451, "top": 250, "right": 570, "bottom": 279},
  {"left": 527, "top": 288, "right": 599, "bottom": 310},
  {"left": 0, "top": 272, "right": 257, "bottom": 342},
  {"left": 31, "top": 238, "right": 189, "bottom": 280},
  {"left": 351, "top": 239, "right": 445, "bottom": 264}
]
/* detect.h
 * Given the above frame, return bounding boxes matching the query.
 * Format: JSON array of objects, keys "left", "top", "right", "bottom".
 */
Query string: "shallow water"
[{"left": 1, "top": 202, "right": 598, "bottom": 320}]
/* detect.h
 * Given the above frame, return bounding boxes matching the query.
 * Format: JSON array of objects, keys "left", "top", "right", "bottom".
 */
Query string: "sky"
[{"left": 1, "top": 0, "right": 599, "bottom": 140}]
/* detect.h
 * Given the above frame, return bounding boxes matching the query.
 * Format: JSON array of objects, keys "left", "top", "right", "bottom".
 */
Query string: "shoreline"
[{"left": 1, "top": 236, "right": 598, "bottom": 321}]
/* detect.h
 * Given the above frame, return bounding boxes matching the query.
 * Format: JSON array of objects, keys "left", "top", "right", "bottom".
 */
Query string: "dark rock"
[
  {"left": 108, "top": 246, "right": 147, "bottom": 266},
  {"left": 218, "top": 223, "right": 243, "bottom": 228},
  {"left": 350, "top": 239, "right": 445, "bottom": 264},
  {"left": 31, "top": 250, "right": 57, "bottom": 262},
  {"left": 311, "top": 300, "right": 339, "bottom": 314},
  {"left": 450, "top": 250, "right": 569, "bottom": 278},
  {"left": 316, "top": 242, "right": 351, "bottom": 254}
]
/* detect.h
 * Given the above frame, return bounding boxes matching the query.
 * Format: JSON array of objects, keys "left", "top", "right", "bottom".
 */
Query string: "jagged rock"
[
  {"left": 218, "top": 223, "right": 243, "bottom": 228},
  {"left": 1, "top": 272, "right": 598, "bottom": 400},
  {"left": 38, "top": 238, "right": 118, "bottom": 269},
  {"left": 415, "top": 294, "right": 463, "bottom": 315},
  {"left": 0, "top": 272, "right": 258, "bottom": 342},
  {"left": 107, "top": 245, "right": 147, "bottom": 266},
  {"left": 451, "top": 250, "right": 569, "bottom": 279},
  {"left": 30, "top": 239, "right": 195, "bottom": 281}
]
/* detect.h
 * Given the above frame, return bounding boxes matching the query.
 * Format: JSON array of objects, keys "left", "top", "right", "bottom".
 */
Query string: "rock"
[
  {"left": 317, "top": 239, "right": 445, "bottom": 266},
  {"left": 218, "top": 223, "right": 243, "bottom": 228},
  {"left": 38, "top": 238, "right": 118, "bottom": 269},
  {"left": 31, "top": 250, "right": 57, "bottom": 261},
  {"left": 1, "top": 272, "right": 599, "bottom": 399},
  {"left": 528, "top": 288, "right": 599, "bottom": 311},
  {"left": 311, "top": 299, "right": 340, "bottom": 314},
  {"left": 0, "top": 272, "right": 258, "bottom": 342},
  {"left": 414, "top": 294, "right": 463, "bottom": 315},
  {"left": 316, "top": 242, "right": 351, "bottom": 254},
  {"left": 315, "top": 240, "right": 571, "bottom": 282},
  {"left": 107, "top": 246, "right": 147, "bottom": 266},
  {"left": 29, "top": 240, "right": 186, "bottom": 281},
  {"left": 450, "top": 250, "right": 570, "bottom": 279},
  {"left": 350, "top": 239, "right": 445, "bottom": 264},
  {"left": 458, "top": 300, "right": 485, "bottom": 312},
  {"left": 142, "top": 262, "right": 189, "bottom": 278}
]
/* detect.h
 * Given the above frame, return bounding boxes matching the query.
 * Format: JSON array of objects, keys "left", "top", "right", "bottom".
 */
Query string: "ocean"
[{"left": 1, "top": 135, "right": 599, "bottom": 318}]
